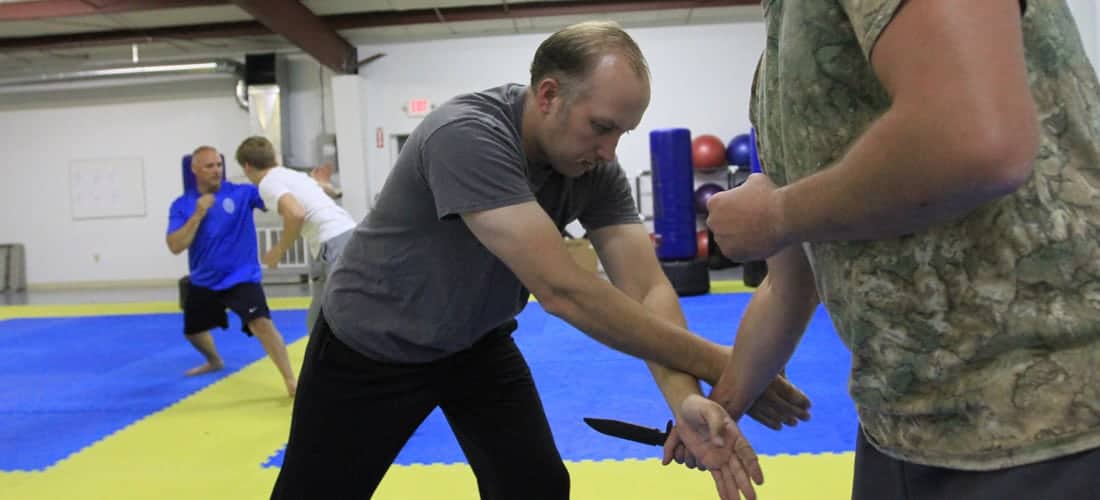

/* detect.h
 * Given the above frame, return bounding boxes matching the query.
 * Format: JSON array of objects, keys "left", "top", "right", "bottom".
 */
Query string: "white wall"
[
  {"left": 331, "top": 74, "right": 373, "bottom": 221},
  {"left": 0, "top": 79, "right": 249, "bottom": 286},
  {"left": 350, "top": 22, "right": 766, "bottom": 208},
  {"left": 1068, "top": 0, "right": 1098, "bottom": 66},
  {"left": 2, "top": 7, "right": 1098, "bottom": 288}
]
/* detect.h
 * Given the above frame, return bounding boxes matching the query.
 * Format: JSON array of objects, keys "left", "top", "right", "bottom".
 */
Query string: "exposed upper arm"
[
  {"left": 461, "top": 201, "right": 590, "bottom": 300},
  {"left": 867, "top": 0, "right": 1037, "bottom": 164},
  {"left": 276, "top": 193, "right": 306, "bottom": 221},
  {"left": 588, "top": 223, "right": 666, "bottom": 300}
]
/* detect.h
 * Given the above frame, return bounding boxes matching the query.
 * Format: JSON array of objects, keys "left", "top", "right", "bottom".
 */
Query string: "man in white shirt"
[{"left": 237, "top": 136, "right": 357, "bottom": 330}]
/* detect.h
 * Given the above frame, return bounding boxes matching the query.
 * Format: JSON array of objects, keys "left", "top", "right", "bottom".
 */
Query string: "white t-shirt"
[{"left": 257, "top": 166, "right": 356, "bottom": 258}]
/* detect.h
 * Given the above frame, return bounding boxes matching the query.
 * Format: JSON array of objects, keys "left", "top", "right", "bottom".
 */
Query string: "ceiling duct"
[
  {"left": 0, "top": 59, "right": 243, "bottom": 88},
  {"left": 243, "top": 53, "right": 294, "bottom": 166}
]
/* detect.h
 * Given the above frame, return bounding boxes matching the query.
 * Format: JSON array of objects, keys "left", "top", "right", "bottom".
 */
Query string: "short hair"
[
  {"left": 235, "top": 136, "right": 278, "bottom": 170},
  {"left": 192, "top": 145, "right": 217, "bottom": 159},
  {"left": 529, "top": 21, "right": 650, "bottom": 102}
]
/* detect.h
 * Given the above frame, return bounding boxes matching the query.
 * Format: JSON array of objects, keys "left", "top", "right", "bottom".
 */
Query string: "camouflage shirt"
[{"left": 751, "top": 0, "right": 1100, "bottom": 469}]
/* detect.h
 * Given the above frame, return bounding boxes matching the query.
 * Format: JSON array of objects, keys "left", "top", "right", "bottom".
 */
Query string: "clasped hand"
[{"left": 706, "top": 173, "right": 792, "bottom": 262}]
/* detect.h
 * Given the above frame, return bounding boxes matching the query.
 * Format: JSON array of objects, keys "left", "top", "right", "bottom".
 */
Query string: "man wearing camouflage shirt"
[{"left": 698, "top": 1, "right": 1100, "bottom": 498}]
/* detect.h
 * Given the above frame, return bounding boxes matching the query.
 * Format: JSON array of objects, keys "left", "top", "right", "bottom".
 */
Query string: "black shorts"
[{"left": 183, "top": 281, "right": 271, "bottom": 336}]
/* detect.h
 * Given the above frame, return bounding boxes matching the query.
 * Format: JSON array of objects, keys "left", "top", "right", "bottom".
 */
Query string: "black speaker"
[
  {"left": 743, "top": 260, "right": 768, "bottom": 288},
  {"left": 245, "top": 53, "right": 277, "bottom": 86},
  {"left": 660, "top": 259, "right": 710, "bottom": 297}
]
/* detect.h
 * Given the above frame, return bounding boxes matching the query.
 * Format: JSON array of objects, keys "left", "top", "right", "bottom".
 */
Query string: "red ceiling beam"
[
  {"left": 329, "top": 0, "right": 757, "bottom": 29},
  {"left": 0, "top": 21, "right": 268, "bottom": 52},
  {"left": 0, "top": 0, "right": 758, "bottom": 53},
  {"left": 0, "top": 0, "right": 228, "bottom": 21},
  {"left": 230, "top": 0, "right": 357, "bottom": 74}
]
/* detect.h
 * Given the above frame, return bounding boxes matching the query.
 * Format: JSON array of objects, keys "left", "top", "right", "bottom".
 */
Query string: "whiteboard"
[{"left": 69, "top": 157, "right": 147, "bottom": 220}]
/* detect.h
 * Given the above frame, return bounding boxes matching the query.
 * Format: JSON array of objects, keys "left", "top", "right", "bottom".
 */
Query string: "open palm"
[{"left": 664, "top": 394, "right": 763, "bottom": 500}]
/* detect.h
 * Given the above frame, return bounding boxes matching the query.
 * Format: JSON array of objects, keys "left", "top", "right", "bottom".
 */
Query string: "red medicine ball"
[{"left": 692, "top": 134, "right": 728, "bottom": 172}]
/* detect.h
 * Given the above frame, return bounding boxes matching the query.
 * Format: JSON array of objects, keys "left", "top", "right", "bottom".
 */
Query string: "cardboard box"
[{"left": 564, "top": 237, "right": 599, "bottom": 274}]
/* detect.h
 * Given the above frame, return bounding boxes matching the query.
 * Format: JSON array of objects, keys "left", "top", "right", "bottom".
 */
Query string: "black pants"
[
  {"left": 853, "top": 425, "right": 1100, "bottom": 499},
  {"left": 271, "top": 314, "right": 569, "bottom": 500}
]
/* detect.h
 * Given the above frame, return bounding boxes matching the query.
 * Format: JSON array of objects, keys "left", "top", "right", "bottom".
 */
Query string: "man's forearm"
[
  {"left": 777, "top": 107, "right": 1035, "bottom": 245},
  {"left": 546, "top": 275, "right": 724, "bottom": 382},
  {"left": 275, "top": 216, "right": 305, "bottom": 255},
  {"left": 646, "top": 361, "right": 702, "bottom": 421},
  {"left": 637, "top": 282, "right": 714, "bottom": 419},
  {"left": 166, "top": 213, "right": 204, "bottom": 254},
  {"left": 710, "top": 276, "right": 816, "bottom": 419}
]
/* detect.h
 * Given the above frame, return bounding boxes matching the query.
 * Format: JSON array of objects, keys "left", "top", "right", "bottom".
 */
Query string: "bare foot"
[
  {"left": 285, "top": 378, "right": 298, "bottom": 398},
  {"left": 185, "top": 360, "right": 224, "bottom": 376}
]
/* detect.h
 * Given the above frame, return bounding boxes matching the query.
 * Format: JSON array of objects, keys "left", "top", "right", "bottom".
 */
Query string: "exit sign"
[{"left": 407, "top": 98, "right": 431, "bottom": 117}]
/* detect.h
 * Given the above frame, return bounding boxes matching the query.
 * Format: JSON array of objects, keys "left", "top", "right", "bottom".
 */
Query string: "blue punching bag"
[
  {"left": 742, "top": 127, "right": 769, "bottom": 287},
  {"left": 649, "top": 128, "right": 697, "bottom": 261},
  {"left": 748, "top": 127, "right": 762, "bottom": 173}
]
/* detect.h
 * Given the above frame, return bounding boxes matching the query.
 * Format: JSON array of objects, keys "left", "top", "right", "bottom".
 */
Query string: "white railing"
[{"left": 255, "top": 227, "right": 311, "bottom": 283}]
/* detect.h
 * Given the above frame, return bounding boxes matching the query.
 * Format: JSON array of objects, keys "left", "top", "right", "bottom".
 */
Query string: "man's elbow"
[
  {"left": 528, "top": 275, "right": 583, "bottom": 319},
  {"left": 914, "top": 92, "right": 1039, "bottom": 197},
  {"left": 970, "top": 119, "right": 1039, "bottom": 196},
  {"left": 965, "top": 90, "right": 1041, "bottom": 193},
  {"left": 287, "top": 211, "right": 306, "bottom": 227},
  {"left": 532, "top": 288, "right": 572, "bottom": 319}
]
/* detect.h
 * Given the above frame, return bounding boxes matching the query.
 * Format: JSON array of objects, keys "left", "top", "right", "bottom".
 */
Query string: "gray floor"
[
  {"left": 0, "top": 282, "right": 313, "bottom": 306},
  {"left": 1, "top": 266, "right": 745, "bottom": 307},
  {"left": 709, "top": 265, "right": 744, "bottom": 282}
]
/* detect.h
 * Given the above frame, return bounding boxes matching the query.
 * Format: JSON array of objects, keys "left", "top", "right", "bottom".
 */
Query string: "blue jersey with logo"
[{"left": 167, "top": 182, "right": 265, "bottom": 290}]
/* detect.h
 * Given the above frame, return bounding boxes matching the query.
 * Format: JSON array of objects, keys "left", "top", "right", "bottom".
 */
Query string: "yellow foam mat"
[
  {"left": 369, "top": 453, "right": 853, "bottom": 499},
  {"left": 0, "top": 296, "right": 311, "bottom": 320},
  {"left": 0, "top": 335, "right": 309, "bottom": 500},
  {"left": 0, "top": 330, "right": 852, "bottom": 499},
  {"left": 710, "top": 280, "right": 755, "bottom": 294},
  {"left": 5, "top": 279, "right": 855, "bottom": 500}
]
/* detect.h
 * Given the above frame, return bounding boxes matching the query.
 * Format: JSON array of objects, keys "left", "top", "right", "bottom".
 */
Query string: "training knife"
[{"left": 583, "top": 417, "right": 672, "bottom": 446}]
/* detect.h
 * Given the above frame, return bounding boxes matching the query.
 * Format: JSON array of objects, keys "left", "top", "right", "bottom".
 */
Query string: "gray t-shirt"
[{"left": 323, "top": 83, "right": 640, "bottom": 363}]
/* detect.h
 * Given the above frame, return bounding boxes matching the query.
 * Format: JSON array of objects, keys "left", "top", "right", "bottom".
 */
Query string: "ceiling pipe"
[
  {"left": 0, "top": 59, "right": 243, "bottom": 87},
  {"left": 234, "top": 78, "right": 248, "bottom": 110},
  {"left": 0, "top": 0, "right": 227, "bottom": 21}
]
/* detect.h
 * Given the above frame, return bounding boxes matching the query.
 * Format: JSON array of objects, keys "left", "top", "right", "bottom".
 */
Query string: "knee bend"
[
  {"left": 499, "top": 460, "right": 569, "bottom": 500},
  {"left": 248, "top": 317, "right": 276, "bottom": 333}
]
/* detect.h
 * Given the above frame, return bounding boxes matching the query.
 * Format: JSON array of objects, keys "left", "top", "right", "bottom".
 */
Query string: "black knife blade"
[{"left": 583, "top": 417, "right": 672, "bottom": 446}]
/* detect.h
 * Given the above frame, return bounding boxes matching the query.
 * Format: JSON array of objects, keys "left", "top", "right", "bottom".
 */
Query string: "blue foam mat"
[
  {"left": 262, "top": 293, "right": 857, "bottom": 468},
  {"left": 0, "top": 310, "right": 308, "bottom": 471}
]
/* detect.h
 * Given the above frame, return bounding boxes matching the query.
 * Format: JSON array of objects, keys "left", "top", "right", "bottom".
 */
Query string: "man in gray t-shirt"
[{"left": 272, "top": 21, "right": 808, "bottom": 500}]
